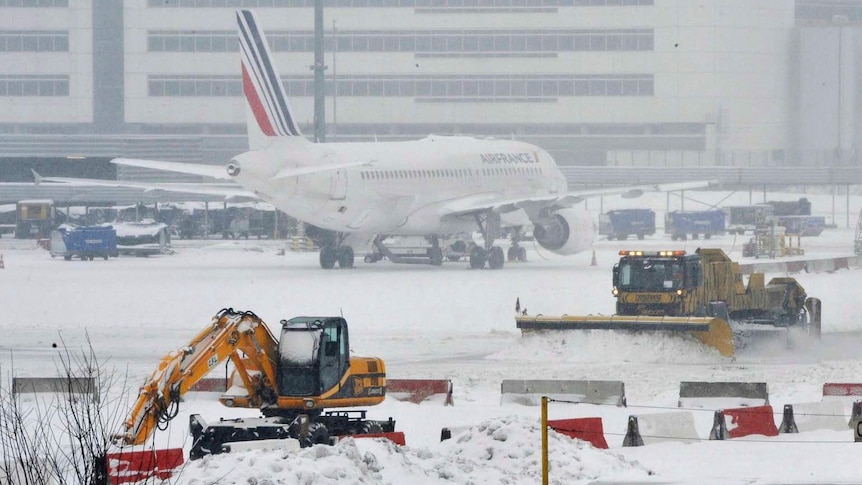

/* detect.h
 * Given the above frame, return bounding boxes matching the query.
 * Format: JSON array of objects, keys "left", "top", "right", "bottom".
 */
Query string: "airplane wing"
[
  {"left": 32, "top": 171, "right": 258, "bottom": 200},
  {"left": 439, "top": 180, "right": 716, "bottom": 217},
  {"left": 112, "top": 158, "right": 230, "bottom": 180},
  {"left": 112, "top": 157, "right": 373, "bottom": 180}
]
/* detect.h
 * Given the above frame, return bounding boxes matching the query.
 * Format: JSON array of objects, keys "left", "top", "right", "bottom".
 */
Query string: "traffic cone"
[
  {"left": 0, "top": 254, "right": 4, "bottom": 269},
  {"left": 590, "top": 250, "right": 597, "bottom": 266}
]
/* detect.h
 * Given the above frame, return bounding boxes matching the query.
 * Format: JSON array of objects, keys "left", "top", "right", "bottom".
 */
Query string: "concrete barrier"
[
  {"left": 12, "top": 376, "right": 98, "bottom": 401},
  {"left": 711, "top": 405, "right": 778, "bottom": 439},
  {"left": 500, "top": 379, "right": 626, "bottom": 406},
  {"left": 622, "top": 411, "right": 699, "bottom": 446},
  {"left": 548, "top": 417, "right": 608, "bottom": 449},
  {"left": 778, "top": 401, "right": 846, "bottom": 433},
  {"left": 678, "top": 381, "right": 768, "bottom": 408},
  {"left": 387, "top": 379, "right": 454, "bottom": 405}
]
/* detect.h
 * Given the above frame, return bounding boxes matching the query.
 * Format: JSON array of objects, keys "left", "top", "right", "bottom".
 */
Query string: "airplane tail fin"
[{"left": 236, "top": 9, "right": 305, "bottom": 150}]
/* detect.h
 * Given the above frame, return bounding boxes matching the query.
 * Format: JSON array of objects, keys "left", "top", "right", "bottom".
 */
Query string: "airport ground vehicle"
[
  {"left": 516, "top": 248, "right": 821, "bottom": 356},
  {"left": 599, "top": 209, "right": 656, "bottom": 240},
  {"left": 15, "top": 199, "right": 55, "bottom": 239},
  {"left": 115, "top": 308, "right": 392, "bottom": 459},
  {"left": 49, "top": 225, "right": 118, "bottom": 260},
  {"left": 665, "top": 210, "right": 726, "bottom": 240}
]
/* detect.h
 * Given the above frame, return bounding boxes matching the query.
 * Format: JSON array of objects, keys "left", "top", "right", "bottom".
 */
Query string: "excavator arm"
[{"left": 117, "top": 308, "right": 280, "bottom": 446}]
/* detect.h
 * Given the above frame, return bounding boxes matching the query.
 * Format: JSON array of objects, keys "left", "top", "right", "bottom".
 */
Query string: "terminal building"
[{"left": 0, "top": 0, "right": 861, "bottom": 196}]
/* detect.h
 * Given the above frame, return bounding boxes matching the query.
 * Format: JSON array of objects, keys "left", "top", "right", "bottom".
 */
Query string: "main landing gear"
[
  {"left": 469, "top": 210, "right": 508, "bottom": 270},
  {"left": 319, "top": 234, "right": 355, "bottom": 269}
]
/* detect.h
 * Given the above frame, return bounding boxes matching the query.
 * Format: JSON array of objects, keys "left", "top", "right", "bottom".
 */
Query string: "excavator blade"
[{"left": 516, "top": 315, "right": 735, "bottom": 357}]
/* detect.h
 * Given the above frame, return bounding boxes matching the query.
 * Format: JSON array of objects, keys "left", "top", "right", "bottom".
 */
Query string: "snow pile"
[{"left": 171, "top": 415, "right": 652, "bottom": 485}]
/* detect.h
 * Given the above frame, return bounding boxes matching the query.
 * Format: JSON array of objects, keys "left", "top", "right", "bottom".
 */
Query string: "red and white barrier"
[
  {"left": 822, "top": 383, "right": 862, "bottom": 400},
  {"left": 339, "top": 432, "right": 406, "bottom": 446},
  {"left": 548, "top": 417, "right": 608, "bottom": 449},
  {"left": 715, "top": 405, "right": 778, "bottom": 439},
  {"left": 106, "top": 448, "right": 184, "bottom": 484},
  {"left": 387, "top": 379, "right": 454, "bottom": 405}
]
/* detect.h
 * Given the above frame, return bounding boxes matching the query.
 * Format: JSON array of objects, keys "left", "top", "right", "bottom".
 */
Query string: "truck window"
[{"left": 618, "top": 259, "right": 685, "bottom": 291}]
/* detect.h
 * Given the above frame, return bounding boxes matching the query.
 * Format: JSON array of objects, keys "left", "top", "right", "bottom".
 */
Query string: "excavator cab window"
[{"left": 276, "top": 317, "right": 349, "bottom": 397}]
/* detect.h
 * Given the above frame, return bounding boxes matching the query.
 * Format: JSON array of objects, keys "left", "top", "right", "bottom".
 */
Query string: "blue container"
[
  {"left": 599, "top": 209, "right": 656, "bottom": 240},
  {"left": 664, "top": 210, "right": 726, "bottom": 241},
  {"left": 56, "top": 226, "right": 118, "bottom": 260}
]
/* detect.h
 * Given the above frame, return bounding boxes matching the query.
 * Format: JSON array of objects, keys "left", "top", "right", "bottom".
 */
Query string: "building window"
[
  {"left": 148, "top": 73, "right": 655, "bottom": 101},
  {"left": 147, "top": 29, "right": 654, "bottom": 56},
  {"left": 147, "top": 0, "right": 652, "bottom": 7},
  {"left": 0, "top": 75, "right": 69, "bottom": 96},
  {"left": 0, "top": 31, "right": 69, "bottom": 52},
  {"left": 0, "top": 0, "right": 69, "bottom": 6}
]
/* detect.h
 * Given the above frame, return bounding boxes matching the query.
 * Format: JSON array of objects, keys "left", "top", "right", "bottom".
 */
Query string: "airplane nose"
[{"left": 227, "top": 160, "right": 241, "bottom": 177}]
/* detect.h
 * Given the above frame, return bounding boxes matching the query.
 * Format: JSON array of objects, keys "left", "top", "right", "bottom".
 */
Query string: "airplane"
[{"left": 35, "top": 9, "right": 713, "bottom": 270}]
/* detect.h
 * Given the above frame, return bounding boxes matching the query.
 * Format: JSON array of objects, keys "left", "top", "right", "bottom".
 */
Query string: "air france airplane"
[{"left": 37, "top": 9, "right": 710, "bottom": 270}]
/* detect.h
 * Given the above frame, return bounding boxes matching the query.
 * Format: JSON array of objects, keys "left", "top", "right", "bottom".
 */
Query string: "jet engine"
[{"left": 532, "top": 208, "right": 596, "bottom": 255}]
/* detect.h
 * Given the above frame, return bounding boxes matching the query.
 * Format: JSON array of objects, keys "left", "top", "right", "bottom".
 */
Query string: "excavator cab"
[{"left": 277, "top": 317, "right": 350, "bottom": 397}]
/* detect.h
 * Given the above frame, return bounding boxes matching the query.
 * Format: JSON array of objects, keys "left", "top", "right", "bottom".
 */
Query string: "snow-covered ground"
[{"left": 2, "top": 189, "right": 862, "bottom": 484}]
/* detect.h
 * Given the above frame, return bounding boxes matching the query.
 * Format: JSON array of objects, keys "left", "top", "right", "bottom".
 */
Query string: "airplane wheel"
[
  {"left": 320, "top": 246, "right": 337, "bottom": 269},
  {"left": 488, "top": 246, "right": 505, "bottom": 270},
  {"left": 336, "top": 246, "right": 354, "bottom": 268},
  {"left": 517, "top": 246, "right": 527, "bottom": 262},
  {"left": 507, "top": 246, "right": 518, "bottom": 262},
  {"left": 469, "top": 246, "right": 486, "bottom": 269},
  {"left": 429, "top": 247, "right": 443, "bottom": 266}
]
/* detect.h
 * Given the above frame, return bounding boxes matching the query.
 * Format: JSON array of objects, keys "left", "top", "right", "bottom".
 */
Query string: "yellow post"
[{"left": 542, "top": 395, "right": 549, "bottom": 485}]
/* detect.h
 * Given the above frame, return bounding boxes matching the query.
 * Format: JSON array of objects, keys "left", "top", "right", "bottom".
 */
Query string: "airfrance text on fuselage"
[{"left": 480, "top": 153, "right": 537, "bottom": 164}]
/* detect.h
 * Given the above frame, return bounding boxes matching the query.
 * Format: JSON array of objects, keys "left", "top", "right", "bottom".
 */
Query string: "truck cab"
[{"left": 612, "top": 250, "right": 702, "bottom": 316}]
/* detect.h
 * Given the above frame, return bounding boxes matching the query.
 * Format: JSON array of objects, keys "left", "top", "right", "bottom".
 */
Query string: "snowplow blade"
[{"left": 516, "top": 315, "right": 734, "bottom": 357}]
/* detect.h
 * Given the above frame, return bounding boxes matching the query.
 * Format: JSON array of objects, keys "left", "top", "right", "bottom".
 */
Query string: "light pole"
[{"left": 332, "top": 20, "right": 338, "bottom": 141}]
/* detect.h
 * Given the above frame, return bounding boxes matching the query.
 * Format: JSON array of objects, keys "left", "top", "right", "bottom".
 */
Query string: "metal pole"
[
  {"left": 332, "top": 20, "right": 338, "bottom": 141},
  {"left": 312, "top": 0, "right": 326, "bottom": 142},
  {"left": 541, "top": 396, "right": 549, "bottom": 485}
]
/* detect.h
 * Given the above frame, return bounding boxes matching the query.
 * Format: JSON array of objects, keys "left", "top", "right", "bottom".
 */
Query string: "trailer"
[
  {"left": 664, "top": 210, "right": 726, "bottom": 240},
  {"left": 777, "top": 215, "right": 826, "bottom": 237},
  {"left": 50, "top": 226, "right": 118, "bottom": 261},
  {"left": 723, "top": 204, "right": 773, "bottom": 235},
  {"left": 599, "top": 209, "right": 656, "bottom": 241}
]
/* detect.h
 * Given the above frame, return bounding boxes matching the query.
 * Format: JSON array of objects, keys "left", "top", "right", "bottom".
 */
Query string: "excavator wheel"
[
  {"left": 359, "top": 421, "right": 384, "bottom": 434},
  {"left": 300, "top": 422, "right": 330, "bottom": 448}
]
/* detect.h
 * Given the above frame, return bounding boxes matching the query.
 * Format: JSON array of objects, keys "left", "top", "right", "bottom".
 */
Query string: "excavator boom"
[{"left": 118, "top": 308, "right": 279, "bottom": 446}]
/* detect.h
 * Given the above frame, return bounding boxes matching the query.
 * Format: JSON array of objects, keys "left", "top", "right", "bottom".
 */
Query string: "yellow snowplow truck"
[{"left": 516, "top": 248, "right": 821, "bottom": 356}]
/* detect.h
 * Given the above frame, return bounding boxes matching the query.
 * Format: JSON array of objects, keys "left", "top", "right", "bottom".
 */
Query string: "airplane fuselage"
[{"left": 230, "top": 135, "right": 568, "bottom": 235}]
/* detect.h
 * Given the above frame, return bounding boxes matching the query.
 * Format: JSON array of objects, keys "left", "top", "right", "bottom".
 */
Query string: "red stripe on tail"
[{"left": 242, "top": 64, "right": 276, "bottom": 136}]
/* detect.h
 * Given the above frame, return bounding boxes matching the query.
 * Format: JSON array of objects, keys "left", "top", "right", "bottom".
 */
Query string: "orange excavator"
[{"left": 116, "top": 308, "right": 391, "bottom": 459}]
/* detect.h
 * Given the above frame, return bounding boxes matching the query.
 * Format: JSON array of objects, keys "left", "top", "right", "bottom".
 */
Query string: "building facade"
[{"left": 0, "top": 0, "right": 859, "bottom": 186}]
